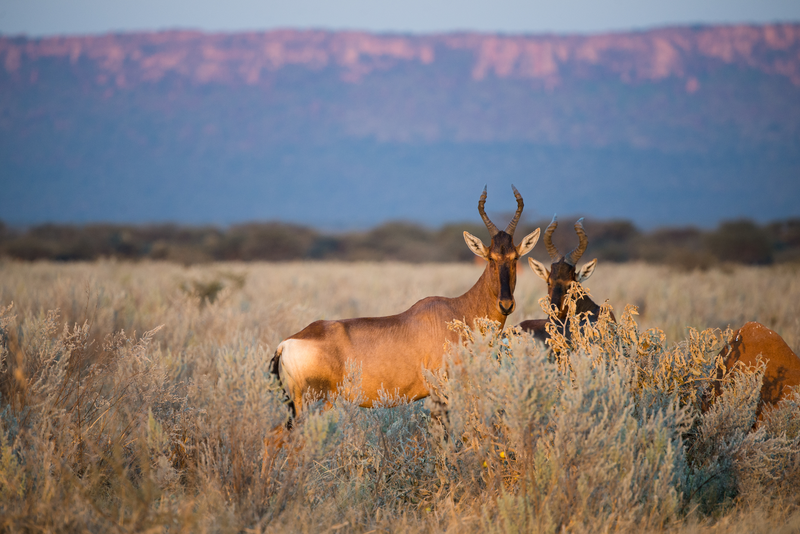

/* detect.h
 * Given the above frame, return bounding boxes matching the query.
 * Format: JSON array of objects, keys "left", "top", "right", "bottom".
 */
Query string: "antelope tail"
[{"left": 270, "top": 346, "right": 297, "bottom": 424}]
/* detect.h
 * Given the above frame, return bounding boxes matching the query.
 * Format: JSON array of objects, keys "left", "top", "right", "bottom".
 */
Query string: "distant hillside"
[{"left": 1, "top": 25, "right": 799, "bottom": 227}]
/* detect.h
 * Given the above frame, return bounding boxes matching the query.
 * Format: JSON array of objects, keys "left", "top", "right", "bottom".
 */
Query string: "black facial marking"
[
  {"left": 499, "top": 263, "right": 513, "bottom": 300},
  {"left": 489, "top": 231, "right": 518, "bottom": 315},
  {"left": 548, "top": 260, "right": 577, "bottom": 314},
  {"left": 490, "top": 232, "right": 516, "bottom": 255}
]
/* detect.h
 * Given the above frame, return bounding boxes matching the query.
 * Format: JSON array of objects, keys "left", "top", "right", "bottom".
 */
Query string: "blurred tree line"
[{"left": 0, "top": 218, "right": 798, "bottom": 268}]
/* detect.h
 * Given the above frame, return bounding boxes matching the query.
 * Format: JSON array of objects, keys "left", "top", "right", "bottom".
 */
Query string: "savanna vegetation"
[
  {"left": 1, "top": 259, "right": 799, "bottom": 532},
  {"left": 1, "top": 217, "right": 799, "bottom": 268}
]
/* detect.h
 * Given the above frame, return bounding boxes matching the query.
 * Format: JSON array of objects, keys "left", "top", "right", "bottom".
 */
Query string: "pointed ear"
[
  {"left": 528, "top": 257, "right": 549, "bottom": 281},
  {"left": 576, "top": 258, "right": 598, "bottom": 283},
  {"left": 463, "top": 231, "right": 489, "bottom": 259},
  {"left": 516, "top": 228, "right": 540, "bottom": 257}
]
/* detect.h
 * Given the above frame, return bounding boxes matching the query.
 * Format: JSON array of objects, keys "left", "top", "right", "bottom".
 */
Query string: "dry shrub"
[
  {"left": 427, "top": 319, "right": 686, "bottom": 533},
  {"left": 1, "top": 261, "right": 799, "bottom": 532},
  {"left": 685, "top": 365, "right": 800, "bottom": 515},
  {"left": 0, "top": 304, "right": 185, "bottom": 531}
]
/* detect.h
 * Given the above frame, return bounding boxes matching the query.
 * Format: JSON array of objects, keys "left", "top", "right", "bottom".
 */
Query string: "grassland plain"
[{"left": 1, "top": 259, "right": 800, "bottom": 533}]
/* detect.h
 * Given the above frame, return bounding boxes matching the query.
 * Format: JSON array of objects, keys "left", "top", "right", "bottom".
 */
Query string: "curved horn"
[
  {"left": 504, "top": 184, "right": 524, "bottom": 236},
  {"left": 478, "top": 186, "right": 500, "bottom": 237},
  {"left": 566, "top": 218, "right": 588, "bottom": 266},
  {"left": 544, "top": 215, "right": 561, "bottom": 261}
]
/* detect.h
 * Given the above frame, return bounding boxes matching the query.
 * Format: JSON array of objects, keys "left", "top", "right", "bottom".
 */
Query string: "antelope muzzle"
[{"left": 498, "top": 263, "right": 516, "bottom": 315}]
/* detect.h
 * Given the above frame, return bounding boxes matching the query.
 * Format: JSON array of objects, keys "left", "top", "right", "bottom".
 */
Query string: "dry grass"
[{"left": 1, "top": 259, "right": 799, "bottom": 533}]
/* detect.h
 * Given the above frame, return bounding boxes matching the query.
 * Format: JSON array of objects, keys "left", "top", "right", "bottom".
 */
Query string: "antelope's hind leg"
[{"left": 273, "top": 338, "right": 341, "bottom": 424}]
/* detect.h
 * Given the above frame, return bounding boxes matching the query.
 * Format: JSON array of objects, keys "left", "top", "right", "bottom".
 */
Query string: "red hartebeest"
[
  {"left": 270, "top": 187, "right": 541, "bottom": 417},
  {"left": 714, "top": 321, "right": 800, "bottom": 419},
  {"left": 518, "top": 216, "right": 614, "bottom": 341}
]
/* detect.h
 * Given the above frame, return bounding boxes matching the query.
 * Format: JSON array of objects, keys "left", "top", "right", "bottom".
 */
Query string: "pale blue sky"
[{"left": 1, "top": 0, "right": 799, "bottom": 37}]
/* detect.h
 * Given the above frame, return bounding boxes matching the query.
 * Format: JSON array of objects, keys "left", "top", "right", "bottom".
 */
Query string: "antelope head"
[
  {"left": 528, "top": 216, "right": 597, "bottom": 320},
  {"left": 463, "top": 186, "right": 541, "bottom": 317}
]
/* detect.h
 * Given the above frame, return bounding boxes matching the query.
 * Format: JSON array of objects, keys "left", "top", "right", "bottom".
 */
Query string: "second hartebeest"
[
  {"left": 713, "top": 321, "right": 800, "bottom": 420},
  {"left": 518, "top": 216, "right": 614, "bottom": 341},
  {"left": 270, "top": 187, "right": 541, "bottom": 417}
]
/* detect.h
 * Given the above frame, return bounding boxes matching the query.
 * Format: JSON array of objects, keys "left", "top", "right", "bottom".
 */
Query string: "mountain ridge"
[
  {"left": 1, "top": 24, "right": 799, "bottom": 228},
  {"left": 3, "top": 24, "right": 800, "bottom": 87}
]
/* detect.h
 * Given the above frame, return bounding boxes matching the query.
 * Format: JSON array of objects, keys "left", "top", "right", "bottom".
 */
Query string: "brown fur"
[
  {"left": 518, "top": 217, "right": 617, "bottom": 342},
  {"left": 519, "top": 259, "right": 615, "bottom": 342},
  {"left": 518, "top": 318, "right": 550, "bottom": 342},
  {"left": 715, "top": 321, "right": 800, "bottom": 418},
  {"left": 271, "top": 191, "right": 540, "bottom": 416}
]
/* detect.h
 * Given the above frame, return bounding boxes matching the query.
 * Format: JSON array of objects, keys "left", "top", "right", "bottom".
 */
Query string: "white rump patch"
[{"left": 277, "top": 338, "right": 319, "bottom": 400}]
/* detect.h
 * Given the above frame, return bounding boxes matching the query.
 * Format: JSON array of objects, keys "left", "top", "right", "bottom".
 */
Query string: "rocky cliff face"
[
  {"left": 3, "top": 24, "right": 800, "bottom": 88},
  {"left": 1, "top": 26, "right": 799, "bottom": 227}
]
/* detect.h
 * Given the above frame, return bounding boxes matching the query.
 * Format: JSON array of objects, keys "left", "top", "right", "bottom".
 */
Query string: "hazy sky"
[{"left": 2, "top": 0, "right": 799, "bottom": 37}]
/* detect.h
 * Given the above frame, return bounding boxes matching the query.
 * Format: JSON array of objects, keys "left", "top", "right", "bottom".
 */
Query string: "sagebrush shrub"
[{"left": 1, "top": 262, "right": 799, "bottom": 533}]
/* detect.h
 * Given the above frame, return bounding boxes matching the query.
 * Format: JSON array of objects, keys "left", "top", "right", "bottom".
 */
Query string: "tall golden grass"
[{"left": 1, "top": 259, "right": 799, "bottom": 532}]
